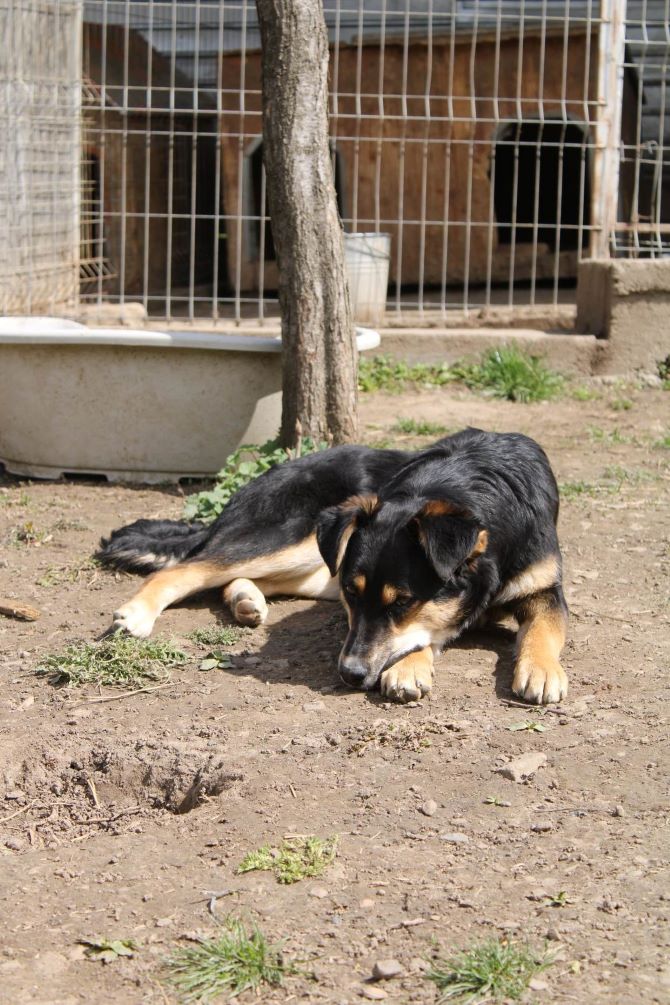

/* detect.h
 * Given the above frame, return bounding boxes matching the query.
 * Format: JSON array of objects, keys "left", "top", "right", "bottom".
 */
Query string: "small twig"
[
  {"left": 71, "top": 806, "right": 143, "bottom": 827},
  {"left": 0, "top": 800, "right": 36, "bottom": 824},
  {"left": 85, "top": 775, "right": 101, "bottom": 808},
  {"left": 74, "top": 682, "right": 174, "bottom": 706},
  {"left": 501, "top": 699, "right": 567, "bottom": 716},
  {"left": 288, "top": 783, "right": 298, "bottom": 799}
]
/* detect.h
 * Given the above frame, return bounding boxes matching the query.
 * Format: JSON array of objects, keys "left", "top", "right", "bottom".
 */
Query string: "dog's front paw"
[
  {"left": 513, "top": 658, "right": 568, "bottom": 704},
  {"left": 110, "top": 601, "right": 157, "bottom": 639},
  {"left": 380, "top": 653, "right": 433, "bottom": 703}
]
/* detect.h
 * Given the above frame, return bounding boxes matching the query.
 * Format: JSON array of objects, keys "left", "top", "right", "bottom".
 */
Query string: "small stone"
[
  {"left": 545, "top": 927, "right": 561, "bottom": 941},
  {"left": 155, "top": 916, "right": 173, "bottom": 927},
  {"left": 360, "top": 898, "right": 375, "bottom": 909},
  {"left": 302, "top": 700, "right": 326, "bottom": 712},
  {"left": 5, "top": 837, "right": 22, "bottom": 851},
  {"left": 372, "top": 959, "right": 404, "bottom": 980},
  {"left": 244, "top": 656, "right": 261, "bottom": 666},
  {"left": 531, "top": 821, "right": 554, "bottom": 833},
  {"left": 309, "top": 886, "right": 329, "bottom": 899},
  {"left": 419, "top": 799, "right": 438, "bottom": 817},
  {"left": 613, "top": 804, "right": 625, "bottom": 817},
  {"left": 529, "top": 977, "right": 550, "bottom": 991},
  {"left": 360, "top": 988, "right": 387, "bottom": 1001},
  {"left": 18, "top": 695, "right": 34, "bottom": 710},
  {"left": 496, "top": 752, "right": 547, "bottom": 783},
  {"left": 440, "top": 833, "right": 469, "bottom": 844}
]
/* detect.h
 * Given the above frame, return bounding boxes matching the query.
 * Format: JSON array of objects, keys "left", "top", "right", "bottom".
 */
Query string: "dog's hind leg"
[
  {"left": 111, "top": 561, "right": 230, "bottom": 638},
  {"left": 223, "top": 579, "right": 269, "bottom": 627}
]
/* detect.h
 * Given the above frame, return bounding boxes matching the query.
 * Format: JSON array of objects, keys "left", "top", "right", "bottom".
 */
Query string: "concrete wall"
[{"left": 577, "top": 258, "right": 670, "bottom": 374}]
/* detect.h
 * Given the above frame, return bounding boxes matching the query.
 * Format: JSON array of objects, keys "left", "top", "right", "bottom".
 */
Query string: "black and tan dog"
[{"left": 98, "top": 428, "right": 568, "bottom": 705}]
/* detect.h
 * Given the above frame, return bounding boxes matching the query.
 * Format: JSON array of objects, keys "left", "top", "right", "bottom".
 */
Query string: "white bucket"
[{"left": 344, "top": 232, "right": 391, "bottom": 325}]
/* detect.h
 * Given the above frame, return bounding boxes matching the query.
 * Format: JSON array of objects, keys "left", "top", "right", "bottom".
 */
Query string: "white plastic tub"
[
  {"left": 344, "top": 233, "right": 391, "bottom": 325},
  {"left": 0, "top": 318, "right": 380, "bottom": 482}
]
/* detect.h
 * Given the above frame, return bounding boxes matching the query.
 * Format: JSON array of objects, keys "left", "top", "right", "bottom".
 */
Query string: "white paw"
[
  {"left": 111, "top": 601, "right": 157, "bottom": 639},
  {"left": 513, "top": 658, "right": 568, "bottom": 704},
  {"left": 380, "top": 659, "right": 433, "bottom": 703},
  {"left": 233, "top": 596, "right": 268, "bottom": 627}
]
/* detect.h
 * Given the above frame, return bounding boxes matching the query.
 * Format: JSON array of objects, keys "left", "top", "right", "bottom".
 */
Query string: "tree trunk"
[{"left": 255, "top": 0, "right": 357, "bottom": 447}]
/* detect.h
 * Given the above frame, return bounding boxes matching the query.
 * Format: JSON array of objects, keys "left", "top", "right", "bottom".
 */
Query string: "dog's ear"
[
  {"left": 317, "top": 495, "right": 378, "bottom": 576},
  {"left": 413, "top": 500, "right": 488, "bottom": 581}
]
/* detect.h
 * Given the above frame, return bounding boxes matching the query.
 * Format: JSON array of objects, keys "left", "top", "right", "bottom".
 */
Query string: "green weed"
[
  {"left": 184, "top": 437, "right": 326, "bottom": 523},
  {"left": 558, "top": 480, "right": 600, "bottom": 501},
  {"left": 8, "top": 521, "right": 51, "bottom": 547},
  {"left": 80, "top": 938, "right": 136, "bottom": 963},
  {"left": 570, "top": 385, "right": 599, "bottom": 401},
  {"left": 654, "top": 432, "right": 670, "bottom": 449},
  {"left": 391, "top": 418, "right": 450, "bottom": 436},
  {"left": 610, "top": 397, "right": 633, "bottom": 412},
  {"left": 426, "top": 938, "right": 553, "bottom": 1003},
  {"left": 165, "top": 918, "right": 291, "bottom": 1002},
  {"left": 657, "top": 354, "right": 670, "bottom": 390},
  {"left": 237, "top": 835, "right": 338, "bottom": 885},
  {"left": 188, "top": 625, "right": 246, "bottom": 648},
  {"left": 36, "top": 635, "right": 187, "bottom": 688},
  {"left": 586, "top": 426, "right": 630, "bottom": 445},
  {"left": 358, "top": 355, "right": 455, "bottom": 392},
  {"left": 450, "top": 347, "right": 564, "bottom": 402}
]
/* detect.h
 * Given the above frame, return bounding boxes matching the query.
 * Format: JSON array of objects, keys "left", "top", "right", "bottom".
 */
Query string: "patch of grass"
[
  {"left": 165, "top": 918, "right": 291, "bottom": 1002},
  {"left": 391, "top": 418, "right": 450, "bottom": 437},
  {"left": 610, "top": 397, "right": 633, "bottom": 412},
  {"left": 237, "top": 835, "right": 338, "bottom": 884},
  {"left": 586, "top": 425, "right": 631, "bottom": 445},
  {"left": 570, "top": 384, "right": 599, "bottom": 401},
  {"left": 559, "top": 479, "right": 600, "bottom": 501},
  {"left": 658, "top": 354, "right": 670, "bottom": 390},
  {"left": 184, "top": 437, "right": 326, "bottom": 523},
  {"left": 7, "top": 521, "right": 52, "bottom": 547},
  {"left": 358, "top": 355, "right": 455, "bottom": 393},
  {"left": 426, "top": 938, "right": 553, "bottom": 1003},
  {"left": 348, "top": 719, "right": 442, "bottom": 755},
  {"left": 188, "top": 624, "right": 246, "bottom": 648},
  {"left": 36, "top": 556, "right": 102, "bottom": 588},
  {"left": 35, "top": 635, "right": 187, "bottom": 688},
  {"left": 654, "top": 431, "right": 670, "bottom": 449},
  {"left": 450, "top": 347, "right": 564, "bottom": 402},
  {"left": 0, "top": 489, "right": 31, "bottom": 508}
]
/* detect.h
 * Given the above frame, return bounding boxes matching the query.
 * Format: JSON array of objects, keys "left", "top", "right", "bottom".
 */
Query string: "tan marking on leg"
[
  {"left": 380, "top": 647, "right": 434, "bottom": 703},
  {"left": 513, "top": 596, "right": 568, "bottom": 705},
  {"left": 112, "top": 561, "right": 228, "bottom": 638},
  {"left": 494, "top": 555, "right": 559, "bottom": 605},
  {"left": 111, "top": 535, "right": 328, "bottom": 637},
  {"left": 223, "top": 578, "right": 269, "bottom": 626}
]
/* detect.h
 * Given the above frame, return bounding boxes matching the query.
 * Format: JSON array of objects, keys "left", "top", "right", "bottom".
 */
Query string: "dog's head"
[{"left": 317, "top": 494, "right": 488, "bottom": 691}]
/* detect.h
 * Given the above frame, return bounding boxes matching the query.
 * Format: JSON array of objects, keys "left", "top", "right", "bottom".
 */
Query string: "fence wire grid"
[{"left": 2, "top": 0, "right": 669, "bottom": 322}]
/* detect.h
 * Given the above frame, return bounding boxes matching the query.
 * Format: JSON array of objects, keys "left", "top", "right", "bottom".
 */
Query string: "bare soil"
[{"left": 0, "top": 380, "right": 668, "bottom": 1005}]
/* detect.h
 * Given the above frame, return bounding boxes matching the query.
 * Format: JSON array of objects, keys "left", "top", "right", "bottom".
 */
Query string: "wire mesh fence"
[{"left": 1, "top": 1, "right": 669, "bottom": 322}]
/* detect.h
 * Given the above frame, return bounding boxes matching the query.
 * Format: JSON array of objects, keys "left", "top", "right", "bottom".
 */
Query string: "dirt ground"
[{"left": 0, "top": 379, "right": 668, "bottom": 1005}]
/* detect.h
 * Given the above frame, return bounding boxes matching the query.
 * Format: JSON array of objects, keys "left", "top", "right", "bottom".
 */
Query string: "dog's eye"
[
  {"left": 392, "top": 593, "right": 414, "bottom": 610},
  {"left": 343, "top": 582, "right": 358, "bottom": 599}
]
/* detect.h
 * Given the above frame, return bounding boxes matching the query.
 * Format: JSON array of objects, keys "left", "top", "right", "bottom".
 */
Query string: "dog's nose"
[{"left": 338, "top": 656, "right": 369, "bottom": 688}]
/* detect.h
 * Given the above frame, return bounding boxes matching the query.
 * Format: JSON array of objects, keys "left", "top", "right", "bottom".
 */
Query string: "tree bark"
[{"left": 255, "top": 0, "right": 358, "bottom": 447}]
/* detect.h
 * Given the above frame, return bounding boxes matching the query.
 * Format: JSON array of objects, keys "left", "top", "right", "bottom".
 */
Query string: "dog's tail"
[{"left": 96, "top": 518, "right": 211, "bottom": 574}]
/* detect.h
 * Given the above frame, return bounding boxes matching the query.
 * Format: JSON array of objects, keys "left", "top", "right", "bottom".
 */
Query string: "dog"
[{"left": 98, "top": 428, "right": 568, "bottom": 705}]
